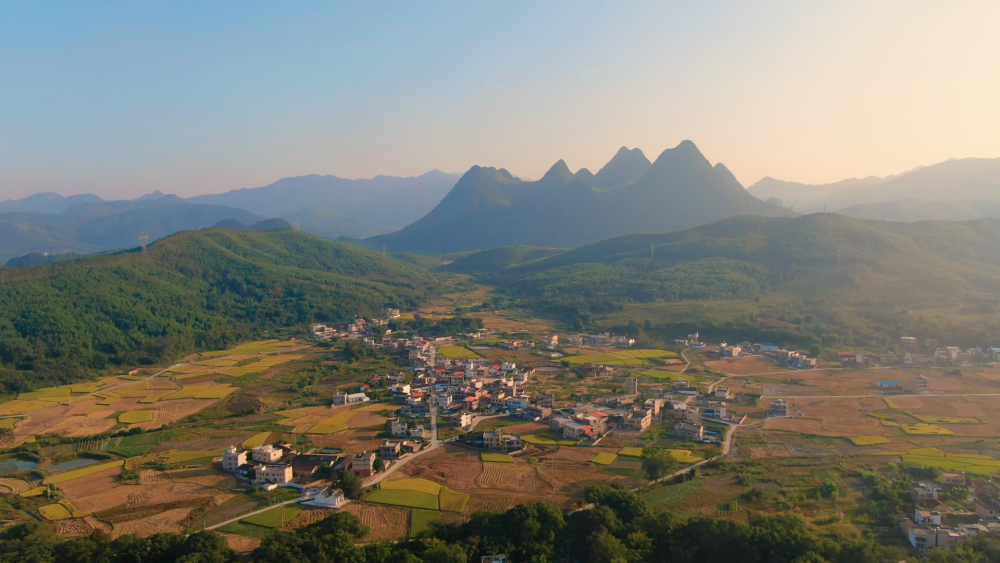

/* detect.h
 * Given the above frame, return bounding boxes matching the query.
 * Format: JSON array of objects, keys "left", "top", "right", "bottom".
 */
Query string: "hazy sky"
[{"left": 2, "top": 1, "right": 999, "bottom": 200}]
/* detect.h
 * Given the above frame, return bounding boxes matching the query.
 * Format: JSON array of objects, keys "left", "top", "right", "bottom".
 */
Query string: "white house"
[
  {"left": 252, "top": 444, "right": 283, "bottom": 463},
  {"left": 255, "top": 464, "right": 293, "bottom": 484},
  {"left": 303, "top": 488, "right": 347, "bottom": 508},
  {"left": 222, "top": 446, "right": 246, "bottom": 473}
]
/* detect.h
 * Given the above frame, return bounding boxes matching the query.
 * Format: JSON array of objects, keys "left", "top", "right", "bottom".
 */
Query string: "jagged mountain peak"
[
  {"left": 538, "top": 160, "right": 574, "bottom": 186},
  {"left": 594, "top": 146, "right": 651, "bottom": 188}
]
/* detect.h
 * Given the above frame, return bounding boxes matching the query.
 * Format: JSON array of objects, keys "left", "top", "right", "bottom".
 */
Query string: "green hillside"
[
  {"left": 452, "top": 214, "right": 1000, "bottom": 350},
  {"left": 0, "top": 228, "right": 435, "bottom": 394}
]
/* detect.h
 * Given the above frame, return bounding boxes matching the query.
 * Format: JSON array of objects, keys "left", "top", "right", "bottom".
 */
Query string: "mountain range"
[
  {"left": 747, "top": 157, "right": 1000, "bottom": 219},
  {"left": 366, "top": 141, "right": 794, "bottom": 253},
  {"left": 187, "top": 170, "right": 460, "bottom": 234}
]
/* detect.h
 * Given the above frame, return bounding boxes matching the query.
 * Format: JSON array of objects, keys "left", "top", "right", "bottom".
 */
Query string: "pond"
[
  {"left": 319, "top": 448, "right": 342, "bottom": 454},
  {"left": 0, "top": 457, "right": 38, "bottom": 474},
  {"left": 48, "top": 457, "right": 100, "bottom": 472}
]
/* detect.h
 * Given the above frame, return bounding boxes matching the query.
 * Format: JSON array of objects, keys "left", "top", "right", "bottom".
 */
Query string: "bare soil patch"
[{"left": 340, "top": 503, "right": 409, "bottom": 541}]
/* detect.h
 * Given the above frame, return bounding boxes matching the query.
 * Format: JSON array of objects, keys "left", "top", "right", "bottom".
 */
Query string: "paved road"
[
  {"left": 466, "top": 413, "right": 506, "bottom": 432},
  {"left": 363, "top": 400, "right": 442, "bottom": 487},
  {"left": 204, "top": 497, "right": 303, "bottom": 531}
]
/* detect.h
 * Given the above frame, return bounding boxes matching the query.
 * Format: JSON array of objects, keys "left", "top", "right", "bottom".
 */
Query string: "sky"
[{"left": 2, "top": 1, "right": 999, "bottom": 200}]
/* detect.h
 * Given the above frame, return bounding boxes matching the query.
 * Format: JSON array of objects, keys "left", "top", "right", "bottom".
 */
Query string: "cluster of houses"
[
  {"left": 310, "top": 309, "right": 400, "bottom": 341},
  {"left": 673, "top": 332, "right": 706, "bottom": 349},
  {"left": 899, "top": 472, "right": 1000, "bottom": 553},
  {"left": 564, "top": 333, "right": 636, "bottom": 348},
  {"left": 221, "top": 443, "right": 344, "bottom": 489}
]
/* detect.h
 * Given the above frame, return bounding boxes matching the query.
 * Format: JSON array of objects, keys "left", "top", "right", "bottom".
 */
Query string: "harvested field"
[
  {"left": 341, "top": 503, "right": 409, "bottom": 541},
  {"left": 119, "top": 410, "right": 155, "bottom": 423},
  {"left": 284, "top": 507, "right": 334, "bottom": 529},
  {"left": 0, "top": 478, "right": 31, "bottom": 494},
  {"left": 56, "top": 516, "right": 112, "bottom": 538},
  {"left": 59, "top": 467, "right": 122, "bottom": 498},
  {"left": 139, "top": 469, "right": 169, "bottom": 484},
  {"left": 706, "top": 357, "right": 789, "bottom": 375},
  {"left": 464, "top": 495, "right": 510, "bottom": 514},
  {"left": 476, "top": 463, "right": 552, "bottom": 493},
  {"left": 220, "top": 533, "right": 262, "bottom": 553},
  {"left": 110, "top": 507, "right": 191, "bottom": 538},
  {"left": 346, "top": 412, "right": 388, "bottom": 428},
  {"left": 399, "top": 446, "right": 483, "bottom": 489}
]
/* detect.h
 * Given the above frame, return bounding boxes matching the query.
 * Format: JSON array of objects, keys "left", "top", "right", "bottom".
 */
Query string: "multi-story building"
[
  {"left": 673, "top": 422, "right": 704, "bottom": 439},
  {"left": 222, "top": 446, "right": 246, "bottom": 473},
  {"left": 625, "top": 378, "right": 639, "bottom": 396},
  {"left": 379, "top": 440, "right": 402, "bottom": 460},
  {"left": 388, "top": 418, "right": 408, "bottom": 438},
  {"left": 625, "top": 409, "right": 652, "bottom": 432},
  {"left": 255, "top": 464, "right": 293, "bottom": 484},
  {"left": 352, "top": 451, "right": 376, "bottom": 477},
  {"left": 451, "top": 412, "right": 473, "bottom": 429},
  {"left": 483, "top": 431, "right": 523, "bottom": 452},
  {"left": 769, "top": 400, "right": 789, "bottom": 417},
  {"left": 910, "top": 375, "right": 930, "bottom": 394},
  {"left": 252, "top": 444, "right": 283, "bottom": 463}
]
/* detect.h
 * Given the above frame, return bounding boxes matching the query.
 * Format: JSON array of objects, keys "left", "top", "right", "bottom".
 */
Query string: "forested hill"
[
  {"left": 449, "top": 214, "right": 1000, "bottom": 349},
  {"left": 0, "top": 228, "right": 436, "bottom": 393}
]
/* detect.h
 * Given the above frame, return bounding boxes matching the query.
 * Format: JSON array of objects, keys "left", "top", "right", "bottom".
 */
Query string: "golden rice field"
[
  {"left": 241, "top": 432, "right": 273, "bottom": 449},
  {"left": 590, "top": 453, "right": 618, "bottom": 465},
  {"left": 119, "top": 410, "right": 155, "bottom": 424},
  {"left": 849, "top": 436, "right": 890, "bottom": 446},
  {"left": 44, "top": 461, "right": 124, "bottom": 484},
  {"left": 307, "top": 410, "right": 357, "bottom": 434}
]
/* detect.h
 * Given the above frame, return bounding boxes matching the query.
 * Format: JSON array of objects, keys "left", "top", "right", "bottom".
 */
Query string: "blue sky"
[{"left": 2, "top": 1, "right": 998, "bottom": 199}]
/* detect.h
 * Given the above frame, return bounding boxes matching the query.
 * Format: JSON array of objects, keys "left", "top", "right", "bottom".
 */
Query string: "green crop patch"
[
  {"left": 366, "top": 489, "right": 440, "bottom": 510},
  {"left": 590, "top": 452, "right": 618, "bottom": 465},
  {"left": 849, "top": 436, "right": 890, "bottom": 446},
  {"left": 410, "top": 509, "right": 441, "bottom": 537},
  {"left": 243, "top": 505, "right": 303, "bottom": 528},
  {"left": 437, "top": 345, "right": 482, "bottom": 359}
]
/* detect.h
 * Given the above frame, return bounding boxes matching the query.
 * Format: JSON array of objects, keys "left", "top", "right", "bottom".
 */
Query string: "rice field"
[
  {"left": 39, "top": 499, "right": 91, "bottom": 521},
  {"left": 199, "top": 339, "right": 303, "bottom": 357},
  {"left": 366, "top": 489, "right": 439, "bottom": 510},
  {"left": 241, "top": 432, "right": 273, "bottom": 449},
  {"left": 437, "top": 346, "right": 482, "bottom": 359},
  {"left": 590, "top": 453, "right": 618, "bottom": 465},
  {"left": 119, "top": 410, "right": 155, "bottom": 423},
  {"left": 382, "top": 478, "right": 441, "bottom": 495},
  {"left": 619, "top": 447, "right": 644, "bottom": 457},
  {"left": 899, "top": 424, "right": 954, "bottom": 435},
  {"left": 307, "top": 410, "right": 357, "bottom": 434},
  {"left": 220, "top": 355, "right": 304, "bottom": 377},
  {"left": 0, "top": 418, "right": 19, "bottom": 429},
  {"left": 410, "top": 509, "right": 440, "bottom": 536},
  {"left": 373, "top": 479, "right": 469, "bottom": 512},
  {"left": 564, "top": 349, "right": 677, "bottom": 366},
  {"left": 0, "top": 400, "right": 57, "bottom": 415},
  {"left": 18, "top": 388, "right": 71, "bottom": 402},
  {"left": 875, "top": 447, "right": 1000, "bottom": 475},
  {"left": 58, "top": 382, "right": 106, "bottom": 393},
  {"left": 44, "top": 461, "right": 124, "bottom": 484},
  {"left": 242, "top": 504, "right": 303, "bottom": 528},
  {"left": 849, "top": 436, "right": 890, "bottom": 446},
  {"left": 161, "top": 384, "right": 237, "bottom": 401}
]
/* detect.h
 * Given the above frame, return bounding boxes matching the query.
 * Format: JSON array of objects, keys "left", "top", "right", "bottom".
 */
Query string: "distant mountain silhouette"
[
  {"left": 593, "top": 147, "right": 651, "bottom": 188},
  {"left": 835, "top": 199, "right": 1000, "bottom": 222},
  {"left": 188, "top": 170, "right": 460, "bottom": 233},
  {"left": 748, "top": 157, "right": 1000, "bottom": 216},
  {"left": 0, "top": 199, "right": 263, "bottom": 263},
  {"left": 0, "top": 192, "right": 103, "bottom": 214},
  {"left": 366, "top": 141, "right": 793, "bottom": 253}
]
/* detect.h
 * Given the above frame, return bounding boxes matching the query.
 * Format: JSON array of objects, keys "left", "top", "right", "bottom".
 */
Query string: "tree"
[
  {"left": 819, "top": 479, "right": 839, "bottom": 498},
  {"left": 640, "top": 447, "right": 679, "bottom": 480},
  {"left": 340, "top": 469, "right": 363, "bottom": 499},
  {"left": 373, "top": 456, "right": 385, "bottom": 472}
]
